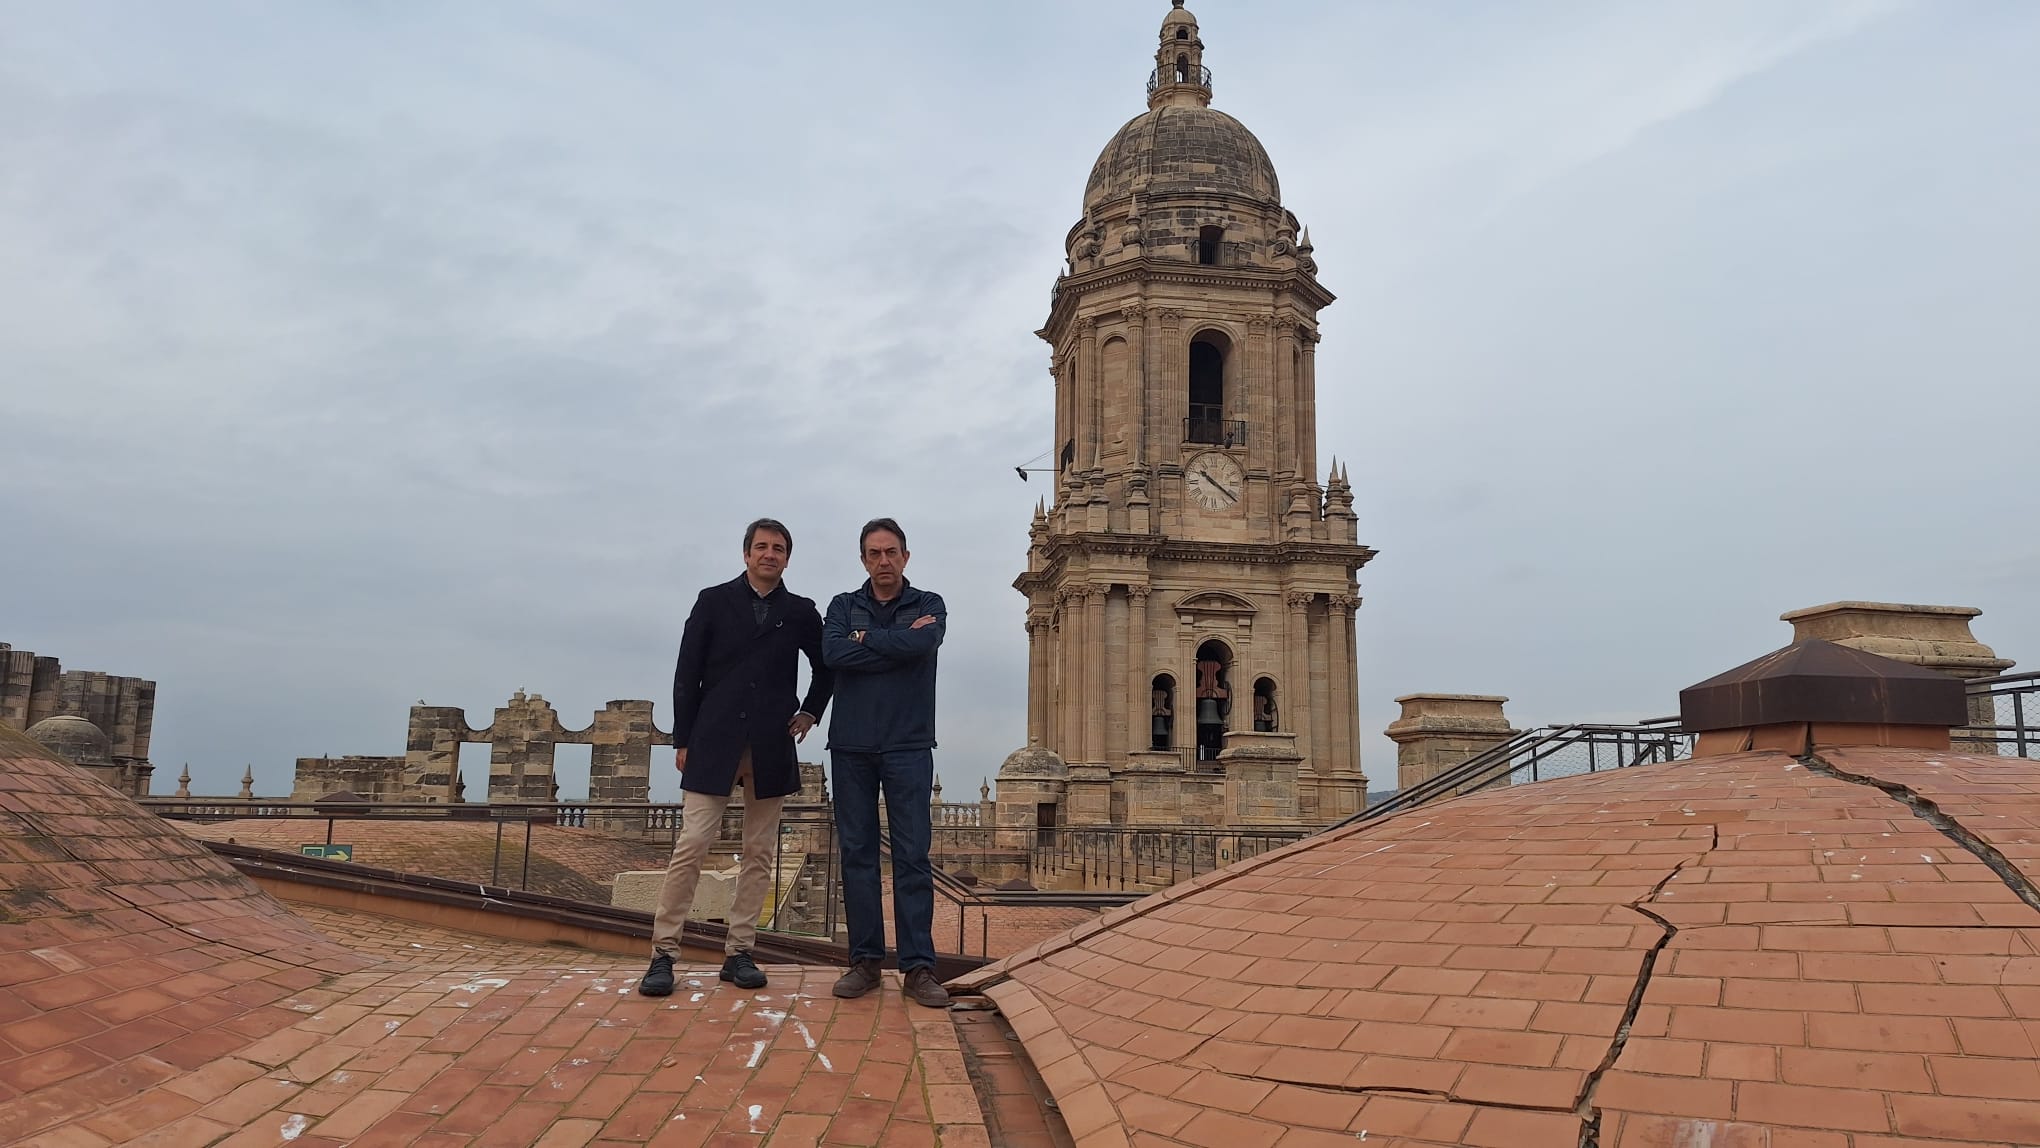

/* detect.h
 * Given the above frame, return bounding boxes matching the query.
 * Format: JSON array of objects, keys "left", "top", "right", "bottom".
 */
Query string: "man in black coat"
[{"left": 639, "top": 518, "right": 833, "bottom": 996}]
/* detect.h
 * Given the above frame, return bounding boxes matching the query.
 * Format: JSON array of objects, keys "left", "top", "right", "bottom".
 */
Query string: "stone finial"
[
  {"left": 175, "top": 763, "right": 191, "bottom": 799},
  {"left": 931, "top": 775, "right": 943, "bottom": 805},
  {"left": 238, "top": 764, "right": 254, "bottom": 800},
  {"left": 980, "top": 778, "right": 991, "bottom": 802}
]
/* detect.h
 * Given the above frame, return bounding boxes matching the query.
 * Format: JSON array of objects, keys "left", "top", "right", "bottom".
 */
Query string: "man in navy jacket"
[
  {"left": 639, "top": 518, "right": 833, "bottom": 997},
  {"left": 823, "top": 517, "right": 951, "bottom": 1008}
]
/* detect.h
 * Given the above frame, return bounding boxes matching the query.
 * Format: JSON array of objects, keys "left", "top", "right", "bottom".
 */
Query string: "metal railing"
[
  {"left": 1337, "top": 718, "right": 1691, "bottom": 831},
  {"left": 1965, "top": 671, "right": 2040, "bottom": 758},
  {"left": 1185, "top": 412, "right": 1246, "bottom": 446},
  {"left": 143, "top": 798, "right": 843, "bottom": 942},
  {"left": 1148, "top": 65, "right": 1213, "bottom": 94}
]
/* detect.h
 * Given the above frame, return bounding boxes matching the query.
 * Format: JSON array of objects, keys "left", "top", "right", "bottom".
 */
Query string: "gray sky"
[{"left": 5, "top": 1, "right": 2036, "bottom": 800}]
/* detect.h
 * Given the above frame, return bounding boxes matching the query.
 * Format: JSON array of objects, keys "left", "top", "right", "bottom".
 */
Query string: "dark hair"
[
  {"left": 859, "top": 517, "right": 906, "bottom": 552},
  {"left": 744, "top": 518, "right": 792, "bottom": 554}
]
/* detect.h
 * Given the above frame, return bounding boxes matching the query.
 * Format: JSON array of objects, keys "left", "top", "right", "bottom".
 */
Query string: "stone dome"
[
  {"left": 1083, "top": 104, "right": 1281, "bottom": 213},
  {"left": 25, "top": 713, "right": 112, "bottom": 766},
  {"left": 997, "top": 742, "right": 1069, "bottom": 780}
]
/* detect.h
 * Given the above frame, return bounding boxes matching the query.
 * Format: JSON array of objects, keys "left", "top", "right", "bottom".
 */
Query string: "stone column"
[
  {"left": 1308, "top": 600, "right": 1331, "bottom": 790},
  {"left": 1158, "top": 307, "right": 1184, "bottom": 452},
  {"left": 1327, "top": 593, "right": 1360, "bottom": 776},
  {"left": 1077, "top": 316, "right": 1100, "bottom": 469},
  {"left": 1298, "top": 327, "right": 1320, "bottom": 484},
  {"left": 1125, "top": 302, "right": 1148, "bottom": 466},
  {"left": 1386, "top": 695, "right": 1518, "bottom": 791},
  {"left": 1046, "top": 611, "right": 1063, "bottom": 752},
  {"left": 1246, "top": 314, "right": 1273, "bottom": 468},
  {"left": 1781, "top": 601, "right": 2014, "bottom": 750},
  {"left": 1025, "top": 614, "right": 1048, "bottom": 746},
  {"left": 1126, "top": 586, "right": 1152, "bottom": 760},
  {"left": 1062, "top": 589, "right": 1085, "bottom": 763},
  {"left": 1104, "top": 587, "right": 1128, "bottom": 766},
  {"left": 1274, "top": 319, "right": 1298, "bottom": 481},
  {"left": 1084, "top": 585, "right": 1108, "bottom": 765},
  {"left": 1285, "top": 592, "right": 1314, "bottom": 768}
]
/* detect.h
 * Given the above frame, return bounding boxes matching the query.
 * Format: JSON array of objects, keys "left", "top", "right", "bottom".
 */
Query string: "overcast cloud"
[{"left": 4, "top": 1, "right": 2036, "bottom": 800}]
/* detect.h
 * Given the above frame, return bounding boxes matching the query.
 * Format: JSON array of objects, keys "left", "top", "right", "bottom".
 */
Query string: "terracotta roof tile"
[{"left": 961, "top": 748, "right": 2040, "bottom": 1145}]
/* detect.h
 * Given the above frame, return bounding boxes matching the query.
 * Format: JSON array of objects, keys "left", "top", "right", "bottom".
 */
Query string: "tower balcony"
[
  {"left": 1185, "top": 407, "right": 1245, "bottom": 446},
  {"left": 1147, "top": 64, "right": 1213, "bottom": 95}
]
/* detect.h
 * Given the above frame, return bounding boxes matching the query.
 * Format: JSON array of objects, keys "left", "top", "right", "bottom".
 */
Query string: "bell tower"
[{"left": 1011, "top": 1, "right": 1375, "bottom": 828}]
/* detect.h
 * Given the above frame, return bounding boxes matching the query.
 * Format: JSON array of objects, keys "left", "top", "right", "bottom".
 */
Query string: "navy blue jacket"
[
  {"left": 672, "top": 574, "right": 833, "bottom": 799},
  {"left": 822, "top": 580, "right": 944, "bottom": 753}
]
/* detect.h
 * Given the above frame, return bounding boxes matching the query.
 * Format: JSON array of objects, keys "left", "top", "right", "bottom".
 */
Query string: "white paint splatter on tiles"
[{"left": 279, "top": 1114, "right": 309, "bottom": 1140}]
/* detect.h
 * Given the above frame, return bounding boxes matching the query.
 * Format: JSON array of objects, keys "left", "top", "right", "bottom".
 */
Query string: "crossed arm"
[{"left": 823, "top": 594, "right": 945, "bottom": 671}]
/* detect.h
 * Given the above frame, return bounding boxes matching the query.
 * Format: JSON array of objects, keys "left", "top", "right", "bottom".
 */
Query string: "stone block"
[
  {"left": 609, "top": 866, "right": 737, "bottom": 920},
  {"left": 1386, "top": 694, "right": 1518, "bottom": 792}
]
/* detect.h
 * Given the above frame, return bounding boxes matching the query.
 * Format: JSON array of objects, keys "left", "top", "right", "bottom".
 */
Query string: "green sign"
[{"left": 300, "top": 844, "right": 354, "bottom": 861}]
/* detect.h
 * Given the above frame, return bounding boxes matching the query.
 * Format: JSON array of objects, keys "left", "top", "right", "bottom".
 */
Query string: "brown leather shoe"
[
  {"left": 833, "top": 959, "right": 882, "bottom": 1000},
  {"left": 903, "top": 967, "right": 952, "bottom": 1009}
]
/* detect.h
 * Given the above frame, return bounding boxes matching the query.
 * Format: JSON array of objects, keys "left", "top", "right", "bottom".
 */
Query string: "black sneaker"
[
  {"left": 720, "top": 950, "right": 767, "bottom": 990},
  {"left": 639, "top": 953, "right": 675, "bottom": 997},
  {"left": 833, "top": 958, "right": 882, "bottom": 999}
]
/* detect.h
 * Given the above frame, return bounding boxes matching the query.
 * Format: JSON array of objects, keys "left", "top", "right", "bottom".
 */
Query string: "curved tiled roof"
[
  {"left": 954, "top": 747, "right": 2040, "bottom": 1147},
  {"left": 0, "top": 722, "right": 371, "bottom": 1134}
]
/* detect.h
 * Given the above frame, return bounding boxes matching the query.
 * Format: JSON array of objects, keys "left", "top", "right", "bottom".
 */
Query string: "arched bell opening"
[
  {"left": 1150, "top": 673, "right": 1176, "bottom": 750},
  {"left": 1193, "top": 640, "right": 1232, "bottom": 762},
  {"left": 1253, "top": 677, "right": 1279, "bottom": 732},
  {"left": 1187, "top": 330, "right": 1232, "bottom": 444}
]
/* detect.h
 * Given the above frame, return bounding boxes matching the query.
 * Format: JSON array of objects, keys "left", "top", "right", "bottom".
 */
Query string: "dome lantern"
[{"left": 1148, "top": 1, "right": 1211, "bottom": 110}]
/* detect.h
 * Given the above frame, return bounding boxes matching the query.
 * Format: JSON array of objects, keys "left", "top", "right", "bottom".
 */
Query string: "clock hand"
[{"left": 1198, "top": 468, "right": 1239, "bottom": 503}]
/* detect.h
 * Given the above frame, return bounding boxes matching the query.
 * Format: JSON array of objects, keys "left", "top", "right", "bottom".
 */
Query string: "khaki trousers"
[{"left": 651, "top": 750, "right": 785, "bottom": 957}]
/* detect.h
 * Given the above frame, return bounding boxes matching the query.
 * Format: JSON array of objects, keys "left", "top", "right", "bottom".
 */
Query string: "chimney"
[{"left": 1680, "top": 639, "right": 1968, "bottom": 757}]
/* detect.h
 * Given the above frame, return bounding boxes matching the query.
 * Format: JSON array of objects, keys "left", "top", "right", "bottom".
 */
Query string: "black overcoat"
[{"left": 672, "top": 574, "right": 834, "bottom": 799}]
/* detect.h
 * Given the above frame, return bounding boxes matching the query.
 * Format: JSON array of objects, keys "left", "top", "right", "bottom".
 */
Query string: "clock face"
[{"left": 1185, "top": 451, "right": 1245, "bottom": 511}]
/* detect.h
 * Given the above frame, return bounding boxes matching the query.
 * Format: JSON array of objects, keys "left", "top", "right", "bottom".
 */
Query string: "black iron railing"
[
  {"left": 1148, "top": 65, "right": 1213, "bottom": 94},
  {"left": 1335, "top": 718, "right": 1691, "bottom": 831},
  {"left": 1185, "top": 410, "right": 1245, "bottom": 446}
]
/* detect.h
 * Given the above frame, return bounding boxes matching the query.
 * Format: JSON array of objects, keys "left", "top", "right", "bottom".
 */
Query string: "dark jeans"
[{"left": 831, "top": 748, "right": 935, "bottom": 972}]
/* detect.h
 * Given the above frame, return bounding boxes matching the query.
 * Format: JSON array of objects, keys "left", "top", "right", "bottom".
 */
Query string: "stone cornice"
[
  {"left": 1013, "top": 532, "right": 1376, "bottom": 593},
  {"left": 1040, "top": 260, "right": 1335, "bottom": 341}
]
